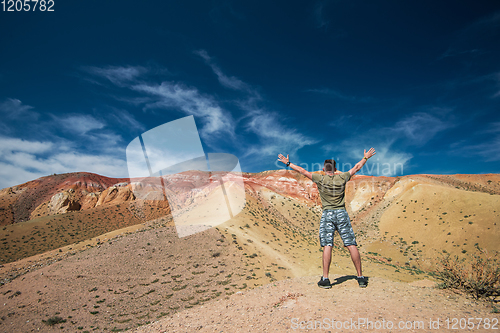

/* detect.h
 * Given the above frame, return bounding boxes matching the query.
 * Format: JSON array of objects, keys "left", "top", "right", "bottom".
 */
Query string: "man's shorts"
[{"left": 319, "top": 209, "right": 357, "bottom": 247}]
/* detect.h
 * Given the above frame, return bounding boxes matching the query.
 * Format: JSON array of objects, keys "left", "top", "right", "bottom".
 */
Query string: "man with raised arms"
[{"left": 277, "top": 148, "right": 376, "bottom": 288}]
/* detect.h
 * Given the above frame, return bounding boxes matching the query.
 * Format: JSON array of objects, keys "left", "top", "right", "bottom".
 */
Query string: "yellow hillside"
[{"left": 365, "top": 179, "right": 500, "bottom": 270}]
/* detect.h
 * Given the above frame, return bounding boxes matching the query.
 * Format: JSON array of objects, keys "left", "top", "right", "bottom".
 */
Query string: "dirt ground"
[
  {"left": 1, "top": 173, "right": 499, "bottom": 332},
  {"left": 135, "top": 275, "right": 499, "bottom": 333}
]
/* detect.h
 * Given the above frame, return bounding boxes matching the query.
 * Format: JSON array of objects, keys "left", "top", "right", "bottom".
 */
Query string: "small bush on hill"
[
  {"left": 436, "top": 248, "right": 500, "bottom": 299},
  {"left": 42, "top": 316, "right": 66, "bottom": 326}
]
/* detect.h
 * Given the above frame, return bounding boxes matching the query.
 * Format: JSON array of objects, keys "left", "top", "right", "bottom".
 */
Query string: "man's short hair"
[{"left": 324, "top": 159, "right": 336, "bottom": 172}]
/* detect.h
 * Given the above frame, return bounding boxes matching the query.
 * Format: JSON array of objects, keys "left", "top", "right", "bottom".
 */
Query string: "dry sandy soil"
[
  {"left": 1, "top": 219, "right": 498, "bottom": 333},
  {"left": 136, "top": 275, "right": 498, "bottom": 333}
]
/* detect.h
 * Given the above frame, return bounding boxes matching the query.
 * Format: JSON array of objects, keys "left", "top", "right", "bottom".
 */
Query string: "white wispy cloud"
[
  {"left": 82, "top": 65, "right": 147, "bottom": 87},
  {"left": 0, "top": 137, "right": 53, "bottom": 154},
  {"left": 492, "top": 72, "right": 500, "bottom": 98},
  {"left": 454, "top": 137, "right": 500, "bottom": 162},
  {"left": 0, "top": 162, "right": 46, "bottom": 189},
  {"left": 193, "top": 51, "right": 318, "bottom": 158},
  {"left": 328, "top": 115, "right": 354, "bottom": 129},
  {"left": 195, "top": 49, "right": 251, "bottom": 92},
  {"left": 244, "top": 110, "right": 319, "bottom": 158},
  {"left": 392, "top": 112, "right": 451, "bottom": 146},
  {"left": 467, "top": 10, "right": 500, "bottom": 35},
  {"left": 313, "top": 1, "right": 330, "bottom": 30},
  {"left": 0, "top": 97, "right": 132, "bottom": 189},
  {"left": 361, "top": 146, "right": 412, "bottom": 176},
  {"left": 485, "top": 121, "right": 500, "bottom": 133},
  {"left": 0, "top": 136, "right": 128, "bottom": 189},
  {"left": 324, "top": 135, "right": 413, "bottom": 176},
  {"left": 51, "top": 152, "right": 127, "bottom": 176},
  {"left": 0, "top": 98, "right": 39, "bottom": 120},
  {"left": 132, "top": 81, "right": 235, "bottom": 141},
  {"left": 108, "top": 108, "right": 146, "bottom": 132},
  {"left": 57, "top": 114, "right": 106, "bottom": 135},
  {"left": 81, "top": 59, "right": 318, "bottom": 165},
  {"left": 452, "top": 122, "right": 500, "bottom": 162},
  {"left": 82, "top": 63, "right": 237, "bottom": 143},
  {"left": 86, "top": 132, "right": 125, "bottom": 155},
  {"left": 323, "top": 111, "right": 452, "bottom": 175},
  {"left": 438, "top": 48, "right": 482, "bottom": 60}
]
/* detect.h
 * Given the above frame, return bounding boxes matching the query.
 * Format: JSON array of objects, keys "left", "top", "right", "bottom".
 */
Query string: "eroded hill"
[{"left": 0, "top": 171, "right": 499, "bottom": 332}]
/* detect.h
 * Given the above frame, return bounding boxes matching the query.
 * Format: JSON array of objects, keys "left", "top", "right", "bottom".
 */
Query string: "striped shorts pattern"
[{"left": 319, "top": 209, "right": 357, "bottom": 247}]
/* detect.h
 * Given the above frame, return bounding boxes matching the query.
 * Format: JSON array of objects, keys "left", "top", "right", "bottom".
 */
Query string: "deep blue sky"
[{"left": 1, "top": 1, "right": 499, "bottom": 189}]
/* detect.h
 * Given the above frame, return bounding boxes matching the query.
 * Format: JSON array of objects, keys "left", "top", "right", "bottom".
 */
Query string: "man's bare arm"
[
  {"left": 277, "top": 154, "right": 312, "bottom": 180},
  {"left": 348, "top": 148, "right": 376, "bottom": 176}
]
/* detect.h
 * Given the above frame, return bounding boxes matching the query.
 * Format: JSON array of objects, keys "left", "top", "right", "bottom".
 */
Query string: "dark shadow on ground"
[{"left": 330, "top": 275, "right": 369, "bottom": 287}]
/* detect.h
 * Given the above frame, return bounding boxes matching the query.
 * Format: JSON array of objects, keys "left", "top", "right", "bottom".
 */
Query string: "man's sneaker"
[
  {"left": 357, "top": 276, "right": 368, "bottom": 288},
  {"left": 317, "top": 277, "right": 332, "bottom": 289}
]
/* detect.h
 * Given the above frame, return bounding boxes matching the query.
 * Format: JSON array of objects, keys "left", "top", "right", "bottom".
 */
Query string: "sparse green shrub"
[
  {"left": 436, "top": 249, "right": 500, "bottom": 299},
  {"left": 144, "top": 289, "right": 156, "bottom": 295},
  {"left": 172, "top": 285, "right": 187, "bottom": 291},
  {"left": 42, "top": 316, "right": 66, "bottom": 326}
]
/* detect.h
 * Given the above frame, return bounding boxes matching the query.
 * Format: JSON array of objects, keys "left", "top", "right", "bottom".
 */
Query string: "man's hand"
[
  {"left": 364, "top": 148, "right": 376, "bottom": 160},
  {"left": 277, "top": 153, "right": 312, "bottom": 180},
  {"left": 349, "top": 147, "right": 376, "bottom": 176},
  {"left": 277, "top": 154, "right": 289, "bottom": 165}
]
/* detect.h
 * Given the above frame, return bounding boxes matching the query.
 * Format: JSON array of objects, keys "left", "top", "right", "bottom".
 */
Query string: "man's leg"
[
  {"left": 346, "top": 245, "right": 362, "bottom": 277},
  {"left": 335, "top": 210, "right": 363, "bottom": 278},
  {"left": 322, "top": 245, "right": 333, "bottom": 278},
  {"left": 318, "top": 211, "right": 334, "bottom": 288}
]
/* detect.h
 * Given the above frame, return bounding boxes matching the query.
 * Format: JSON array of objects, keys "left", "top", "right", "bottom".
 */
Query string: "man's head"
[{"left": 324, "top": 159, "right": 336, "bottom": 172}]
